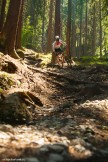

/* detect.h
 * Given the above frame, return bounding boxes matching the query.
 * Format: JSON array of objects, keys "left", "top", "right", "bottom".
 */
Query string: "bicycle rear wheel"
[{"left": 56, "top": 53, "right": 64, "bottom": 68}]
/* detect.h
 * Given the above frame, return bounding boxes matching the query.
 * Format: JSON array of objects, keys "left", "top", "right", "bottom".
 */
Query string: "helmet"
[{"left": 55, "top": 35, "right": 60, "bottom": 40}]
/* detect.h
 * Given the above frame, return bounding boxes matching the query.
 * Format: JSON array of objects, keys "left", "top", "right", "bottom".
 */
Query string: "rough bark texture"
[
  {"left": 55, "top": 0, "right": 61, "bottom": 36},
  {"left": 71, "top": 0, "right": 76, "bottom": 57},
  {"left": 84, "top": 0, "right": 88, "bottom": 56},
  {"left": 99, "top": 0, "right": 102, "bottom": 57},
  {"left": 15, "top": 0, "right": 24, "bottom": 50},
  {"left": 66, "top": 0, "right": 72, "bottom": 57},
  {"left": 91, "top": 1, "right": 96, "bottom": 56},
  {"left": 0, "top": 0, "right": 23, "bottom": 59},
  {"left": 79, "top": 1, "right": 83, "bottom": 57},
  {"left": 46, "top": 0, "right": 54, "bottom": 53},
  {"left": 42, "top": 0, "right": 45, "bottom": 52},
  {"left": 0, "top": 0, "right": 6, "bottom": 32}
]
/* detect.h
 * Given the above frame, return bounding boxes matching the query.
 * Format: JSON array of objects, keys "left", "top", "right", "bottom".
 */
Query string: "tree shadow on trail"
[
  {"left": 1, "top": 64, "right": 108, "bottom": 161},
  {"left": 1, "top": 141, "right": 108, "bottom": 162}
]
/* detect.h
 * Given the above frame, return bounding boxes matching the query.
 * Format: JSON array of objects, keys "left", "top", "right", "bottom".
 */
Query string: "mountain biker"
[
  {"left": 52, "top": 36, "right": 65, "bottom": 54},
  {"left": 51, "top": 36, "right": 66, "bottom": 66}
]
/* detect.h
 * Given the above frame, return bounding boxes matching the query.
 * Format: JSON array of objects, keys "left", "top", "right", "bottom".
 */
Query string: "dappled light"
[
  {"left": 0, "top": 50, "right": 108, "bottom": 161},
  {"left": 0, "top": 0, "right": 108, "bottom": 161}
]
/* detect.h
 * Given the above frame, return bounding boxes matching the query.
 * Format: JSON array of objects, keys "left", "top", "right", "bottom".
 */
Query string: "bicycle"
[
  {"left": 55, "top": 52, "right": 64, "bottom": 68},
  {"left": 56, "top": 51, "right": 74, "bottom": 68},
  {"left": 52, "top": 46, "right": 74, "bottom": 68}
]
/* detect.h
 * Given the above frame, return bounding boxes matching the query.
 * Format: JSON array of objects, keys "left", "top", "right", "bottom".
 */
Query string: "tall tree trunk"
[
  {"left": 99, "top": 0, "right": 102, "bottom": 57},
  {"left": 0, "top": 0, "right": 23, "bottom": 59},
  {"left": 55, "top": 0, "right": 61, "bottom": 36},
  {"left": 42, "top": 0, "right": 45, "bottom": 52},
  {"left": 15, "top": 0, "right": 24, "bottom": 50},
  {"left": 61, "top": 0, "right": 63, "bottom": 38},
  {"left": 91, "top": 1, "right": 96, "bottom": 56},
  {"left": 84, "top": 0, "right": 88, "bottom": 56},
  {"left": 0, "top": 0, "right": 2, "bottom": 7},
  {"left": 79, "top": 1, "right": 83, "bottom": 57},
  {"left": 66, "top": 0, "right": 72, "bottom": 56},
  {"left": 0, "top": 0, "right": 6, "bottom": 32},
  {"left": 46, "top": 0, "right": 54, "bottom": 53},
  {"left": 71, "top": 0, "right": 76, "bottom": 57}
]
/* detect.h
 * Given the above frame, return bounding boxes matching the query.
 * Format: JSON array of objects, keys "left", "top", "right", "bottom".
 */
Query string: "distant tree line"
[{"left": 0, "top": 0, "right": 108, "bottom": 59}]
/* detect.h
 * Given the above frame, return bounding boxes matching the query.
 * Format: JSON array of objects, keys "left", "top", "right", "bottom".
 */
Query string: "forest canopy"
[{"left": 0, "top": 0, "right": 108, "bottom": 59}]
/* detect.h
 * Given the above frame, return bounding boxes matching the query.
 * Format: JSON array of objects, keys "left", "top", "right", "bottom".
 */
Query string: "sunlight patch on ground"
[
  {"left": 0, "top": 124, "right": 69, "bottom": 150},
  {"left": 36, "top": 53, "right": 52, "bottom": 67}
]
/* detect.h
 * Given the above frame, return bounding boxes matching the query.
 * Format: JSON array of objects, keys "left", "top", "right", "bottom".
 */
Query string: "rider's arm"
[{"left": 60, "top": 39, "right": 66, "bottom": 46}]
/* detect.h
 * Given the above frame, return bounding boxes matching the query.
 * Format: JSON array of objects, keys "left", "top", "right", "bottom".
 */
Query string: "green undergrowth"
[
  {"left": 76, "top": 56, "right": 108, "bottom": 66},
  {"left": 35, "top": 53, "right": 52, "bottom": 67},
  {"left": 33, "top": 52, "right": 108, "bottom": 68},
  {"left": 0, "top": 73, "right": 15, "bottom": 90}
]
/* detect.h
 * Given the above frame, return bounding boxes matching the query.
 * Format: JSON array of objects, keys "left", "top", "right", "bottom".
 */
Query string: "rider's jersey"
[{"left": 52, "top": 39, "right": 63, "bottom": 52}]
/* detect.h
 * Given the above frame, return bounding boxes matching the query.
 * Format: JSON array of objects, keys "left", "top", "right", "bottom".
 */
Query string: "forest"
[{"left": 0, "top": 0, "right": 108, "bottom": 161}]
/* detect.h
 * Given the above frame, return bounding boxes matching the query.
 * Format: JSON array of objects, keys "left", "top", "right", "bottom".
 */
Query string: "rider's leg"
[{"left": 57, "top": 52, "right": 64, "bottom": 68}]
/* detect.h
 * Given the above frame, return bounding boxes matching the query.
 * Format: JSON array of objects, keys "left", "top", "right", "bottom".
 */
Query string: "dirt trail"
[{"left": 0, "top": 51, "right": 108, "bottom": 161}]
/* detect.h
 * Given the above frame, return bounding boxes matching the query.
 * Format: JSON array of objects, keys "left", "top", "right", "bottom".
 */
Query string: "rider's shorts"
[{"left": 54, "top": 48, "right": 62, "bottom": 55}]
